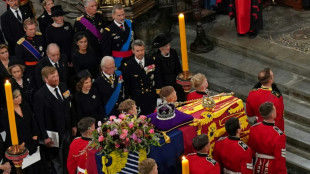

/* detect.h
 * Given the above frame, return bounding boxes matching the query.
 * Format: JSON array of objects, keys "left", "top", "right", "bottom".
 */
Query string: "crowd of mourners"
[{"left": 0, "top": 0, "right": 287, "bottom": 174}]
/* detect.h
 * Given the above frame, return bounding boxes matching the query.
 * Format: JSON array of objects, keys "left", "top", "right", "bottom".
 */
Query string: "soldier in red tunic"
[
  {"left": 248, "top": 102, "right": 287, "bottom": 174},
  {"left": 187, "top": 134, "right": 220, "bottom": 174},
  {"left": 213, "top": 117, "right": 253, "bottom": 174},
  {"left": 246, "top": 68, "right": 284, "bottom": 131},
  {"left": 67, "top": 117, "right": 95, "bottom": 174}
]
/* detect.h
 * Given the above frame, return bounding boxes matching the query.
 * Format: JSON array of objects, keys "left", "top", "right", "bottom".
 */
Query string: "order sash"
[
  {"left": 104, "top": 70, "right": 122, "bottom": 116},
  {"left": 80, "top": 17, "right": 103, "bottom": 41},
  {"left": 20, "top": 40, "right": 42, "bottom": 61},
  {"left": 114, "top": 19, "right": 132, "bottom": 68}
]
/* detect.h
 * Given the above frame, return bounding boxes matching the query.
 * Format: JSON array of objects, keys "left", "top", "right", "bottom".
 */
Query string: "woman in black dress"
[
  {"left": 0, "top": 44, "right": 11, "bottom": 111},
  {"left": 73, "top": 70, "right": 104, "bottom": 124},
  {"left": 153, "top": 33, "right": 186, "bottom": 101},
  {"left": 8, "top": 64, "right": 36, "bottom": 109},
  {"left": 2, "top": 89, "right": 41, "bottom": 174},
  {"left": 37, "top": 0, "right": 54, "bottom": 40},
  {"left": 72, "top": 32, "right": 99, "bottom": 78},
  {"left": 45, "top": 5, "right": 73, "bottom": 62}
]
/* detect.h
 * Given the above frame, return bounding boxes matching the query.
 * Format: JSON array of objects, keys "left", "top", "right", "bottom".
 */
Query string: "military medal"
[
  {"left": 64, "top": 26, "right": 69, "bottom": 30},
  {"left": 39, "top": 46, "right": 43, "bottom": 51},
  {"left": 92, "top": 95, "right": 96, "bottom": 99}
]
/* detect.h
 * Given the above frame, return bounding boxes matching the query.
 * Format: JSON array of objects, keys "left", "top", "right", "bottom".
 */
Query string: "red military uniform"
[
  {"left": 67, "top": 137, "right": 92, "bottom": 174},
  {"left": 246, "top": 85, "right": 284, "bottom": 131},
  {"left": 187, "top": 152, "right": 220, "bottom": 174},
  {"left": 248, "top": 121, "right": 287, "bottom": 174},
  {"left": 187, "top": 91, "right": 208, "bottom": 101},
  {"left": 213, "top": 136, "right": 253, "bottom": 174}
]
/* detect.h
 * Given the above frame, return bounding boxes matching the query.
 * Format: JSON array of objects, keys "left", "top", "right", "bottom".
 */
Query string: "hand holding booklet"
[{"left": 39, "top": 130, "right": 59, "bottom": 148}]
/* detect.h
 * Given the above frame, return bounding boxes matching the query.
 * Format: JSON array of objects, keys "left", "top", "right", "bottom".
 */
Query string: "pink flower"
[
  {"left": 137, "top": 138, "right": 142, "bottom": 143},
  {"left": 119, "top": 114, "right": 126, "bottom": 120},
  {"left": 126, "top": 138, "right": 129, "bottom": 142},
  {"left": 97, "top": 127, "right": 101, "bottom": 134},
  {"left": 98, "top": 135, "right": 104, "bottom": 142},
  {"left": 131, "top": 133, "right": 137, "bottom": 141},
  {"left": 109, "top": 129, "right": 118, "bottom": 136},
  {"left": 149, "top": 129, "right": 154, "bottom": 134},
  {"left": 120, "top": 134, "right": 126, "bottom": 139},
  {"left": 122, "top": 129, "right": 128, "bottom": 135},
  {"left": 109, "top": 115, "right": 117, "bottom": 121},
  {"left": 115, "top": 144, "right": 120, "bottom": 148},
  {"left": 123, "top": 149, "right": 128, "bottom": 152},
  {"left": 97, "top": 121, "right": 102, "bottom": 127},
  {"left": 139, "top": 115, "right": 147, "bottom": 120},
  {"left": 128, "top": 122, "right": 134, "bottom": 129}
]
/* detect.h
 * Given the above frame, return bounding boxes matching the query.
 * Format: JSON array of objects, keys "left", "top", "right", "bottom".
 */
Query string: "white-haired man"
[
  {"left": 93, "top": 56, "right": 125, "bottom": 118},
  {"left": 74, "top": 0, "right": 108, "bottom": 60}
]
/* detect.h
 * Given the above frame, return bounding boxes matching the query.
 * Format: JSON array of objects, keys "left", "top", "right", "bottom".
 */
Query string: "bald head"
[
  {"left": 46, "top": 43, "right": 60, "bottom": 63},
  {"left": 100, "top": 56, "right": 115, "bottom": 75}
]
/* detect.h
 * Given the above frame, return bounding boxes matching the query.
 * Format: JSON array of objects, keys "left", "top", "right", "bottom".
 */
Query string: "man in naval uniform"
[
  {"left": 122, "top": 39, "right": 162, "bottom": 115},
  {"left": 101, "top": 3, "right": 135, "bottom": 69},
  {"left": 74, "top": 0, "right": 107, "bottom": 61},
  {"left": 15, "top": 18, "right": 45, "bottom": 78}
]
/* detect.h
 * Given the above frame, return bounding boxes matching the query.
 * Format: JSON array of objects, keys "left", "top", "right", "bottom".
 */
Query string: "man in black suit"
[
  {"left": 101, "top": 3, "right": 135, "bottom": 69},
  {"left": 1, "top": 0, "right": 32, "bottom": 55},
  {"left": 35, "top": 43, "right": 68, "bottom": 89},
  {"left": 93, "top": 56, "right": 125, "bottom": 118},
  {"left": 34, "top": 66, "right": 76, "bottom": 174},
  {"left": 122, "top": 39, "right": 162, "bottom": 115}
]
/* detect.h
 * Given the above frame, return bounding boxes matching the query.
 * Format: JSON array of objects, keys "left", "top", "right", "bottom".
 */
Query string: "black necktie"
[
  {"left": 15, "top": 10, "right": 22, "bottom": 23},
  {"left": 120, "top": 24, "right": 124, "bottom": 31},
  {"left": 54, "top": 88, "right": 63, "bottom": 101}
]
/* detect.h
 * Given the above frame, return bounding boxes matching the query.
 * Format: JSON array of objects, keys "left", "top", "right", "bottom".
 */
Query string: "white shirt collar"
[
  {"left": 46, "top": 84, "right": 62, "bottom": 99},
  {"left": 135, "top": 57, "right": 144, "bottom": 67},
  {"left": 114, "top": 20, "right": 124, "bottom": 27},
  {"left": 10, "top": 7, "right": 21, "bottom": 19},
  {"left": 48, "top": 57, "right": 58, "bottom": 67},
  {"left": 102, "top": 71, "right": 113, "bottom": 79}
]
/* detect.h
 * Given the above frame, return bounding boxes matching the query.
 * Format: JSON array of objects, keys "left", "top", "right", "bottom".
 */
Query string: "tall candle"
[
  {"left": 178, "top": 13, "right": 189, "bottom": 72},
  {"left": 4, "top": 80, "right": 19, "bottom": 145},
  {"left": 182, "top": 156, "right": 189, "bottom": 174}
]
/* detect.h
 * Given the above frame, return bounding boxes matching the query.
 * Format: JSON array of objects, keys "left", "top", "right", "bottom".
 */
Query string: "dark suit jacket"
[
  {"left": 93, "top": 72, "right": 125, "bottom": 117},
  {"left": 0, "top": 28, "right": 4, "bottom": 44},
  {"left": 0, "top": 7, "right": 31, "bottom": 53},
  {"left": 34, "top": 83, "right": 72, "bottom": 140},
  {"left": 122, "top": 57, "right": 162, "bottom": 115},
  {"left": 35, "top": 55, "right": 68, "bottom": 88}
]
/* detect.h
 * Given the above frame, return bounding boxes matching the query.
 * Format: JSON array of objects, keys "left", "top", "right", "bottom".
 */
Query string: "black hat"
[
  {"left": 77, "top": 69, "right": 92, "bottom": 80},
  {"left": 152, "top": 33, "right": 172, "bottom": 48},
  {"left": 51, "top": 5, "right": 69, "bottom": 17}
]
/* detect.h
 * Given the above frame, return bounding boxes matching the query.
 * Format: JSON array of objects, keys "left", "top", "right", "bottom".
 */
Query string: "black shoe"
[
  {"left": 237, "top": 33, "right": 246, "bottom": 37},
  {"left": 249, "top": 31, "right": 258, "bottom": 39}
]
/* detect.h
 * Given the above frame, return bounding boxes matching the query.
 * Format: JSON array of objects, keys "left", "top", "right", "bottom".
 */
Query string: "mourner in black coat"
[
  {"left": 122, "top": 40, "right": 162, "bottom": 115},
  {"left": 1, "top": 1, "right": 32, "bottom": 55},
  {"left": 35, "top": 43, "right": 68, "bottom": 89}
]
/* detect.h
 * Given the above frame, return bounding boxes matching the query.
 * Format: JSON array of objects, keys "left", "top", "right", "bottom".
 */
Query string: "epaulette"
[
  {"left": 76, "top": 15, "right": 84, "bottom": 21},
  {"left": 96, "top": 10, "right": 102, "bottom": 14},
  {"left": 187, "top": 153, "right": 196, "bottom": 156},
  {"left": 17, "top": 38, "right": 25, "bottom": 45},
  {"left": 217, "top": 136, "right": 226, "bottom": 141},
  {"left": 252, "top": 122, "right": 261, "bottom": 127},
  {"left": 36, "top": 32, "right": 42, "bottom": 35},
  {"left": 271, "top": 90, "right": 281, "bottom": 98},
  {"left": 206, "top": 157, "right": 217, "bottom": 166},
  {"left": 238, "top": 141, "right": 249, "bottom": 151},
  {"left": 153, "top": 56, "right": 156, "bottom": 60},
  {"left": 105, "top": 27, "right": 110, "bottom": 31},
  {"left": 273, "top": 126, "right": 283, "bottom": 135}
]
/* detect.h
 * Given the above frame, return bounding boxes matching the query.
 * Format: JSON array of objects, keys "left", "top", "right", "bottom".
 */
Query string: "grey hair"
[
  {"left": 84, "top": 0, "right": 96, "bottom": 7},
  {"left": 112, "top": 4, "right": 123, "bottom": 14},
  {"left": 100, "top": 56, "right": 114, "bottom": 68},
  {"left": 131, "top": 39, "right": 145, "bottom": 49},
  {"left": 46, "top": 43, "right": 59, "bottom": 54}
]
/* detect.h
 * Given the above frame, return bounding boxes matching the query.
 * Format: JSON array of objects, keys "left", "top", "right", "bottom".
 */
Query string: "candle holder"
[
  {"left": 176, "top": 71, "right": 193, "bottom": 93},
  {"left": 5, "top": 143, "right": 29, "bottom": 174},
  {"left": 190, "top": 0, "right": 213, "bottom": 53}
]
